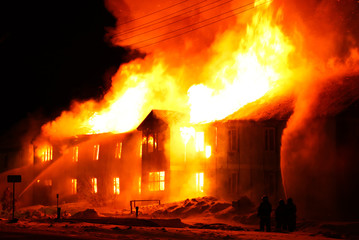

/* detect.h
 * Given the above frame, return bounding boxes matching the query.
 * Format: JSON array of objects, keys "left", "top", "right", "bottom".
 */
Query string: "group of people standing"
[{"left": 257, "top": 196, "right": 297, "bottom": 232}]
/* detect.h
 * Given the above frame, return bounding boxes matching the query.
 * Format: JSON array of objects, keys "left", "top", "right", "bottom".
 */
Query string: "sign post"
[{"left": 7, "top": 175, "right": 21, "bottom": 222}]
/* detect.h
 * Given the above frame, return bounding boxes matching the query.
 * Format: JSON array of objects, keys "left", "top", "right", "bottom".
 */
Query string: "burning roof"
[
  {"left": 32, "top": 0, "right": 359, "bottom": 144},
  {"left": 137, "top": 110, "right": 189, "bottom": 131}
]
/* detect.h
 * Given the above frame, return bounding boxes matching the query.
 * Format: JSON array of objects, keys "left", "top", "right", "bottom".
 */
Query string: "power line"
[
  {"left": 115, "top": 0, "right": 210, "bottom": 36},
  {"left": 128, "top": 1, "right": 257, "bottom": 47},
  {"left": 119, "top": 0, "right": 236, "bottom": 42},
  {"left": 120, "top": 0, "right": 190, "bottom": 25},
  {"left": 136, "top": 0, "right": 271, "bottom": 49}
]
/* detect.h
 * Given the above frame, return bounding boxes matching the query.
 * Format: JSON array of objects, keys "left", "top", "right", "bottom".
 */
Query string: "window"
[
  {"left": 148, "top": 135, "right": 154, "bottom": 153},
  {"left": 195, "top": 132, "right": 204, "bottom": 152},
  {"left": 71, "top": 179, "right": 77, "bottom": 194},
  {"left": 42, "top": 146, "right": 53, "bottom": 162},
  {"left": 113, "top": 177, "right": 120, "bottom": 195},
  {"left": 91, "top": 177, "right": 98, "bottom": 193},
  {"left": 205, "top": 146, "right": 212, "bottom": 158},
  {"left": 72, "top": 146, "right": 79, "bottom": 162},
  {"left": 229, "top": 173, "right": 240, "bottom": 194},
  {"left": 139, "top": 177, "right": 142, "bottom": 194},
  {"left": 149, "top": 171, "right": 165, "bottom": 191},
  {"left": 196, "top": 172, "right": 204, "bottom": 192},
  {"left": 228, "top": 129, "right": 238, "bottom": 152},
  {"left": 265, "top": 128, "right": 275, "bottom": 151},
  {"left": 93, "top": 144, "right": 100, "bottom": 160},
  {"left": 142, "top": 133, "right": 159, "bottom": 154},
  {"left": 115, "top": 142, "right": 122, "bottom": 159},
  {"left": 44, "top": 179, "right": 52, "bottom": 186}
]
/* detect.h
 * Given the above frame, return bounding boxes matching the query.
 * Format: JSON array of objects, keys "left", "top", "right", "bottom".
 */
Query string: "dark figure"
[
  {"left": 286, "top": 198, "right": 297, "bottom": 232},
  {"left": 257, "top": 195, "right": 272, "bottom": 232},
  {"left": 275, "top": 199, "right": 287, "bottom": 231}
]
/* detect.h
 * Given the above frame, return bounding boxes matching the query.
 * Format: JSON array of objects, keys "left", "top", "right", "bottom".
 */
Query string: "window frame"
[
  {"left": 148, "top": 171, "right": 165, "bottom": 192},
  {"left": 228, "top": 128, "right": 239, "bottom": 152}
]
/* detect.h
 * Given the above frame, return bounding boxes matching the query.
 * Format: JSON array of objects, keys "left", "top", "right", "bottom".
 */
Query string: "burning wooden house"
[
  {"left": 1, "top": 0, "right": 358, "bottom": 221},
  {"left": 30, "top": 105, "right": 289, "bottom": 206}
]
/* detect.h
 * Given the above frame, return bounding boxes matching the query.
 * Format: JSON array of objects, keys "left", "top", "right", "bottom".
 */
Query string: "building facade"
[{"left": 30, "top": 109, "right": 287, "bottom": 206}]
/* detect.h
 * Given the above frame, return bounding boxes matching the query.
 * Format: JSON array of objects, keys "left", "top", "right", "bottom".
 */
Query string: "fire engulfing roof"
[
  {"left": 224, "top": 75, "right": 359, "bottom": 122},
  {"left": 137, "top": 110, "right": 188, "bottom": 131},
  {"left": 224, "top": 95, "right": 294, "bottom": 122}
]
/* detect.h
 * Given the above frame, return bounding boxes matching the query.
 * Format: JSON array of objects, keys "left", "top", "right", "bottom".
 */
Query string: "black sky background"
[{"left": 0, "top": 0, "right": 136, "bottom": 136}]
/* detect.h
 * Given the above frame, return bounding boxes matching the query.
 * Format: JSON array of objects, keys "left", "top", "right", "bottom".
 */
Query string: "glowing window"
[
  {"left": 115, "top": 142, "right": 122, "bottom": 159},
  {"left": 71, "top": 179, "right": 77, "bottom": 194},
  {"left": 72, "top": 146, "right": 79, "bottom": 162},
  {"left": 113, "top": 177, "right": 120, "bottom": 195},
  {"left": 139, "top": 177, "right": 142, "bottom": 194},
  {"left": 44, "top": 179, "right": 52, "bottom": 186},
  {"left": 42, "top": 146, "right": 53, "bottom": 162},
  {"left": 142, "top": 136, "right": 147, "bottom": 155},
  {"left": 148, "top": 135, "right": 154, "bottom": 153},
  {"left": 205, "top": 146, "right": 212, "bottom": 159},
  {"left": 195, "top": 132, "right": 204, "bottom": 152},
  {"left": 143, "top": 134, "right": 158, "bottom": 154},
  {"left": 142, "top": 136, "right": 147, "bottom": 145},
  {"left": 93, "top": 144, "right": 100, "bottom": 160},
  {"left": 91, "top": 177, "right": 98, "bottom": 193},
  {"left": 149, "top": 171, "right": 165, "bottom": 191},
  {"left": 196, "top": 172, "right": 204, "bottom": 192}
]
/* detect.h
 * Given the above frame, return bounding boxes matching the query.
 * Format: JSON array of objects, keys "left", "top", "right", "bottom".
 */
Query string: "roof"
[
  {"left": 137, "top": 110, "right": 188, "bottom": 131},
  {"left": 223, "top": 75, "right": 359, "bottom": 122},
  {"left": 224, "top": 95, "right": 294, "bottom": 122}
]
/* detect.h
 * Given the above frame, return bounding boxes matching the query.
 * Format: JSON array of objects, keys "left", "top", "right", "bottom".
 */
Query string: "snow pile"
[
  {"left": 16, "top": 205, "right": 59, "bottom": 219},
  {"left": 71, "top": 209, "right": 100, "bottom": 219},
  {"left": 137, "top": 196, "right": 256, "bottom": 224}
]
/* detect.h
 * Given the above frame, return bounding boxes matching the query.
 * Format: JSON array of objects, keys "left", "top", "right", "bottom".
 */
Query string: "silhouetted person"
[
  {"left": 275, "top": 199, "right": 287, "bottom": 231},
  {"left": 286, "top": 198, "right": 297, "bottom": 231},
  {"left": 257, "top": 195, "right": 272, "bottom": 232}
]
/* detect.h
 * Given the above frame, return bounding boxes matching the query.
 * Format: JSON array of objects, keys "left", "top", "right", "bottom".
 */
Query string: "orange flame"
[{"left": 40, "top": 1, "right": 299, "bottom": 139}]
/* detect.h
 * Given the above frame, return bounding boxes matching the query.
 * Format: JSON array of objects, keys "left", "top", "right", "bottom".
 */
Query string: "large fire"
[
  {"left": 23, "top": 0, "right": 359, "bottom": 219},
  {"left": 40, "top": 0, "right": 296, "bottom": 139}
]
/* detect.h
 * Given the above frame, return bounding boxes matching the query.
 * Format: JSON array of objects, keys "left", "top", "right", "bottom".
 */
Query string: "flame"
[
  {"left": 36, "top": 145, "right": 53, "bottom": 162},
  {"left": 188, "top": 8, "right": 294, "bottom": 123},
  {"left": 180, "top": 127, "right": 195, "bottom": 145},
  {"left": 39, "top": 1, "right": 298, "bottom": 140}
]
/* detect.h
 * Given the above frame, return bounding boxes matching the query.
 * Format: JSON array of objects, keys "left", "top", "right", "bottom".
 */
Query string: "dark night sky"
[{"left": 0, "top": 0, "right": 134, "bottom": 135}]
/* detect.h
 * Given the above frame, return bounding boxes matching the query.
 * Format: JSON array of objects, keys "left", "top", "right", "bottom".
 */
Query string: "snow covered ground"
[{"left": 1, "top": 197, "right": 358, "bottom": 239}]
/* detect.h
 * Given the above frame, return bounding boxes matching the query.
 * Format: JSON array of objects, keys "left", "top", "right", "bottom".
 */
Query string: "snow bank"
[
  {"left": 138, "top": 196, "right": 256, "bottom": 225},
  {"left": 71, "top": 209, "right": 100, "bottom": 219}
]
